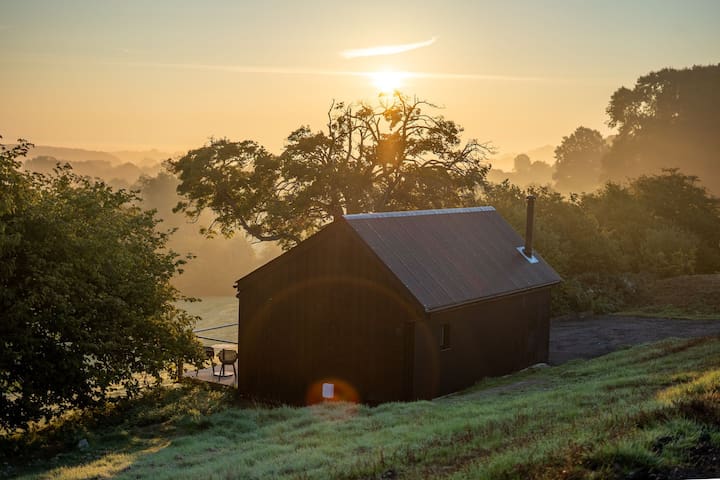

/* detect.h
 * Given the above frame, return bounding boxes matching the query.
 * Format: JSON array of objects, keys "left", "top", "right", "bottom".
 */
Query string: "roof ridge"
[{"left": 344, "top": 206, "right": 495, "bottom": 220}]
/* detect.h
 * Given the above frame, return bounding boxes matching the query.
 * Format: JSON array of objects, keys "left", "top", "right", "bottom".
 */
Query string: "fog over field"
[{"left": 22, "top": 147, "right": 279, "bottom": 297}]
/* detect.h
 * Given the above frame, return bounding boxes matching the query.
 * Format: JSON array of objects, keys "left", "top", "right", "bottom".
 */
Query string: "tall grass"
[{"left": 4, "top": 336, "right": 719, "bottom": 479}]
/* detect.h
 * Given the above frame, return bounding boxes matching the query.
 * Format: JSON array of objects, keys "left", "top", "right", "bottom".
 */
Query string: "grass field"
[
  {"left": 179, "top": 296, "right": 237, "bottom": 345},
  {"left": 619, "top": 274, "right": 720, "bottom": 320},
  {"left": 4, "top": 335, "right": 719, "bottom": 479}
]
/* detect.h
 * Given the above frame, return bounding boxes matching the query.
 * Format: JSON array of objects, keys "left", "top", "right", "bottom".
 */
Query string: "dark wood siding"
[
  {"left": 237, "top": 222, "right": 421, "bottom": 404},
  {"left": 412, "top": 288, "right": 551, "bottom": 399}
]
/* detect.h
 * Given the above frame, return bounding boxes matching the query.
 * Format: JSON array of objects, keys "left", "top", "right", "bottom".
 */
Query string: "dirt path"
[{"left": 548, "top": 315, "right": 720, "bottom": 365}]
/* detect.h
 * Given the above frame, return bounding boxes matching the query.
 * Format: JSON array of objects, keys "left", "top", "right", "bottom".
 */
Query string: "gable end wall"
[{"left": 237, "top": 222, "right": 421, "bottom": 404}]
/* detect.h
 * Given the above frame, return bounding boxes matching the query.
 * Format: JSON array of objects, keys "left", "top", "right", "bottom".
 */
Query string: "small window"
[{"left": 440, "top": 324, "right": 451, "bottom": 350}]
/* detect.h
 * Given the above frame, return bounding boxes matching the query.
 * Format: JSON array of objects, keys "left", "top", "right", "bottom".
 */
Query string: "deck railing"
[{"left": 193, "top": 322, "right": 238, "bottom": 344}]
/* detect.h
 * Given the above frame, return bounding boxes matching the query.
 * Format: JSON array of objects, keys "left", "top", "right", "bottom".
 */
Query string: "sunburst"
[{"left": 369, "top": 70, "right": 409, "bottom": 93}]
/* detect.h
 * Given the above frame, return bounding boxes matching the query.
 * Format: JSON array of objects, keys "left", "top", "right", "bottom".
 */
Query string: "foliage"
[
  {"left": 483, "top": 169, "right": 720, "bottom": 314},
  {"left": 4, "top": 337, "right": 720, "bottom": 479},
  {"left": 551, "top": 272, "right": 648, "bottom": 314},
  {"left": 483, "top": 181, "right": 621, "bottom": 275},
  {"left": 586, "top": 169, "right": 720, "bottom": 274},
  {"left": 552, "top": 126, "right": 608, "bottom": 194},
  {"left": 0, "top": 138, "right": 204, "bottom": 431},
  {"left": 167, "top": 92, "right": 492, "bottom": 250},
  {"left": 0, "top": 137, "right": 34, "bottom": 226},
  {"left": 633, "top": 169, "right": 720, "bottom": 272},
  {"left": 603, "top": 64, "right": 720, "bottom": 194}
]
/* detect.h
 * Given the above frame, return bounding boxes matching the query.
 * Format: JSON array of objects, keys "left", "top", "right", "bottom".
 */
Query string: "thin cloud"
[
  {"left": 117, "top": 61, "right": 363, "bottom": 77},
  {"left": 341, "top": 37, "right": 437, "bottom": 58}
]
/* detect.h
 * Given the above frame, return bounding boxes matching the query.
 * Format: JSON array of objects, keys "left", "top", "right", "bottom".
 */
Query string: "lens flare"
[{"left": 306, "top": 377, "right": 360, "bottom": 405}]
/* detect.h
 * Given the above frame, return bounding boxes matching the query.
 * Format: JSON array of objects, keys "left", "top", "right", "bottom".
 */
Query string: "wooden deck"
[
  {"left": 183, "top": 362, "right": 238, "bottom": 388},
  {"left": 182, "top": 340, "right": 239, "bottom": 388}
]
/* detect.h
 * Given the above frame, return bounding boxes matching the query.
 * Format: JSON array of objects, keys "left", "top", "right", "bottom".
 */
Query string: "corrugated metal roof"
[{"left": 344, "top": 207, "right": 561, "bottom": 312}]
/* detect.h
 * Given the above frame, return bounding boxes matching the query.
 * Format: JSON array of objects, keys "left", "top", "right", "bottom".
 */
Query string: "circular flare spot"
[{"left": 305, "top": 378, "right": 360, "bottom": 405}]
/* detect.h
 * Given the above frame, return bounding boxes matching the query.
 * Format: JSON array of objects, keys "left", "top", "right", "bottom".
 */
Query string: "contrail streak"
[{"left": 341, "top": 37, "right": 437, "bottom": 58}]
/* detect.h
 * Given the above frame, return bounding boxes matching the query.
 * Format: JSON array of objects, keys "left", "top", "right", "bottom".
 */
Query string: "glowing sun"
[{"left": 369, "top": 70, "right": 408, "bottom": 93}]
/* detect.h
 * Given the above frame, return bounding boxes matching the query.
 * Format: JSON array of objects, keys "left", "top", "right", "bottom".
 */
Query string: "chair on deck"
[
  {"left": 196, "top": 346, "right": 216, "bottom": 376},
  {"left": 217, "top": 349, "right": 237, "bottom": 378}
]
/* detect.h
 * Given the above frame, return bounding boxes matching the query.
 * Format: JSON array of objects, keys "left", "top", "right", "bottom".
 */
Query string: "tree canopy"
[
  {"left": 0, "top": 137, "right": 203, "bottom": 431},
  {"left": 168, "top": 93, "right": 492, "bottom": 249},
  {"left": 552, "top": 126, "right": 608, "bottom": 194},
  {"left": 603, "top": 64, "right": 720, "bottom": 193}
]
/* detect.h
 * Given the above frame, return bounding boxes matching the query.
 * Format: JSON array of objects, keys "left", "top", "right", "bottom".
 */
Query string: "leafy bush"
[
  {"left": 640, "top": 225, "right": 699, "bottom": 277},
  {"left": 551, "top": 273, "right": 650, "bottom": 315},
  {"left": 0, "top": 137, "right": 204, "bottom": 431}
]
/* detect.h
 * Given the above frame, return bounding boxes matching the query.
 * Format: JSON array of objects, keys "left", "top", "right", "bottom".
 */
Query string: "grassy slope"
[
  {"left": 3, "top": 336, "right": 720, "bottom": 479},
  {"left": 178, "top": 297, "right": 238, "bottom": 344},
  {"left": 619, "top": 274, "right": 720, "bottom": 320}
]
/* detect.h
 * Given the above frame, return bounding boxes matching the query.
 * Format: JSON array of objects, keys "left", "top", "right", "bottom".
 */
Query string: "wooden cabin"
[{"left": 235, "top": 202, "right": 561, "bottom": 404}]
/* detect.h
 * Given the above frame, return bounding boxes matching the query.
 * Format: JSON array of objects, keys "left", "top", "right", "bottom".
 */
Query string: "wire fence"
[{"left": 193, "top": 322, "right": 238, "bottom": 345}]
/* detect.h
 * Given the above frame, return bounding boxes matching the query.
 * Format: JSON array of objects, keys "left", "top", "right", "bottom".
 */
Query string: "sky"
[{"left": 1, "top": 0, "right": 719, "bottom": 163}]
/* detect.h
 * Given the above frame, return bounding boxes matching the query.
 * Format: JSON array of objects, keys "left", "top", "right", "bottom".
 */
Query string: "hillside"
[
  {"left": 621, "top": 274, "right": 720, "bottom": 320},
  {"left": 23, "top": 145, "right": 121, "bottom": 163},
  {"left": 4, "top": 336, "right": 719, "bottom": 479},
  {"left": 22, "top": 145, "right": 178, "bottom": 166}
]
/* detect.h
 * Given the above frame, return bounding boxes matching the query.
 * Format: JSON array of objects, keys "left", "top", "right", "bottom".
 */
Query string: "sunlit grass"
[
  {"left": 178, "top": 296, "right": 237, "bottom": 326},
  {"left": 41, "top": 441, "right": 168, "bottom": 480},
  {"left": 5, "top": 337, "right": 720, "bottom": 479}
]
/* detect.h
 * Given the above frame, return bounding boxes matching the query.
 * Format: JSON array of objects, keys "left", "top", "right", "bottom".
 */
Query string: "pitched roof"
[{"left": 344, "top": 207, "right": 561, "bottom": 312}]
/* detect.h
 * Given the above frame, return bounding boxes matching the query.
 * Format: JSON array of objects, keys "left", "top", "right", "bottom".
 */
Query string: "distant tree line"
[
  {"left": 486, "top": 153, "right": 554, "bottom": 188},
  {"left": 552, "top": 64, "right": 720, "bottom": 195},
  {"left": 490, "top": 64, "right": 720, "bottom": 197}
]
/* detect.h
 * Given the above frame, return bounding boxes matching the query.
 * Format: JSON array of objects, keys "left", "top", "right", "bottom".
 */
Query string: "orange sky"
[{"left": 2, "top": 1, "right": 719, "bottom": 161}]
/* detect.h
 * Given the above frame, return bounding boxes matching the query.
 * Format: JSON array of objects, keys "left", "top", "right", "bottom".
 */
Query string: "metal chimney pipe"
[{"left": 523, "top": 195, "right": 535, "bottom": 258}]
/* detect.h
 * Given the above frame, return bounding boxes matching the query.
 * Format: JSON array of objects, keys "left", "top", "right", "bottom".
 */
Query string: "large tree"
[
  {"left": 552, "top": 126, "right": 608, "bottom": 194},
  {"left": 0, "top": 138, "right": 203, "bottom": 431},
  {"left": 168, "top": 93, "right": 492, "bottom": 249},
  {"left": 603, "top": 64, "right": 720, "bottom": 193}
]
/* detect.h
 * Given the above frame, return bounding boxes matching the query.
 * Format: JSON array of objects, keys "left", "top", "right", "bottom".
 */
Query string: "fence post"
[{"left": 176, "top": 357, "right": 182, "bottom": 382}]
